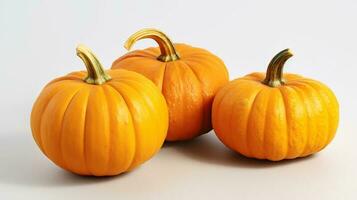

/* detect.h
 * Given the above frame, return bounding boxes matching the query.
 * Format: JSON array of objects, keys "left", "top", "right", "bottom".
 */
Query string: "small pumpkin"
[
  {"left": 112, "top": 28, "right": 229, "bottom": 141},
  {"left": 212, "top": 49, "right": 339, "bottom": 161},
  {"left": 31, "top": 45, "right": 168, "bottom": 176}
]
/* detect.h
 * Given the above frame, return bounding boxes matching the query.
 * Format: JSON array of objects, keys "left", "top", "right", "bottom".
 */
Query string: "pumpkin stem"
[
  {"left": 263, "top": 49, "right": 293, "bottom": 87},
  {"left": 124, "top": 28, "right": 180, "bottom": 62},
  {"left": 76, "top": 44, "right": 111, "bottom": 85}
]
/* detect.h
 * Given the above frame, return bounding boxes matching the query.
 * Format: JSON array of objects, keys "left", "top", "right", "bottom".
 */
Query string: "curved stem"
[
  {"left": 263, "top": 49, "right": 293, "bottom": 87},
  {"left": 124, "top": 28, "right": 180, "bottom": 62},
  {"left": 76, "top": 44, "right": 111, "bottom": 85}
]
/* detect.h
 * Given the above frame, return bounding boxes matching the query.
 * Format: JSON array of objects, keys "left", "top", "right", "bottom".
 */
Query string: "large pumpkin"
[
  {"left": 112, "top": 29, "right": 229, "bottom": 141},
  {"left": 31, "top": 45, "right": 168, "bottom": 176},
  {"left": 212, "top": 49, "right": 339, "bottom": 161}
]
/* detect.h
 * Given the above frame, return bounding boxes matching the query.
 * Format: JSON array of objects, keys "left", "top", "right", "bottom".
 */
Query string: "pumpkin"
[
  {"left": 112, "top": 28, "right": 229, "bottom": 141},
  {"left": 31, "top": 45, "right": 169, "bottom": 176},
  {"left": 212, "top": 49, "right": 339, "bottom": 161}
]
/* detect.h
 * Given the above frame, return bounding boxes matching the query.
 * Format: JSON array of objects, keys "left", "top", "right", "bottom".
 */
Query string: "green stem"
[
  {"left": 76, "top": 44, "right": 111, "bottom": 85},
  {"left": 124, "top": 28, "right": 180, "bottom": 62},
  {"left": 263, "top": 49, "right": 293, "bottom": 87}
]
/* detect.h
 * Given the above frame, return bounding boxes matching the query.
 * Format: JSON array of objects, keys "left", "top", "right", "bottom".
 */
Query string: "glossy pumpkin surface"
[
  {"left": 212, "top": 49, "right": 339, "bottom": 161},
  {"left": 31, "top": 45, "right": 169, "bottom": 176},
  {"left": 112, "top": 29, "right": 229, "bottom": 141}
]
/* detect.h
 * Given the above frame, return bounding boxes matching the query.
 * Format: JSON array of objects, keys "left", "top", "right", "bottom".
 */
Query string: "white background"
[{"left": 1, "top": 0, "right": 356, "bottom": 199}]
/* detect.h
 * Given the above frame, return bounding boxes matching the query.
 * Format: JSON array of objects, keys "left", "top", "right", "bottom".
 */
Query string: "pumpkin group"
[
  {"left": 212, "top": 49, "right": 339, "bottom": 161},
  {"left": 112, "top": 29, "right": 229, "bottom": 141},
  {"left": 31, "top": 45, "right": 169, "bottom": 176}
]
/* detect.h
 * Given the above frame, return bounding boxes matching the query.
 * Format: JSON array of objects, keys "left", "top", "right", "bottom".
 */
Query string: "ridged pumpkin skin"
[
  {"left": 212, "top": 50, "right": 339, "bottom": 161},
  {"left": 112, "top": 30, "right": 229, "bottom": 141},
  {"left": 31, "top": 46, "right": 168, "bottom": 176}
]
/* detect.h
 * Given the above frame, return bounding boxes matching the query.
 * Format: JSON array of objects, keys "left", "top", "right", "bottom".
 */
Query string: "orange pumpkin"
[
  {"left": 112, "top": 29, "right": 229, "bottom": 141},
  {"left": 31, "top": 45, "right": 168, "bottom": 176},
  {"left": 212, "top": 49, "right": 339, "bottom": 161}
]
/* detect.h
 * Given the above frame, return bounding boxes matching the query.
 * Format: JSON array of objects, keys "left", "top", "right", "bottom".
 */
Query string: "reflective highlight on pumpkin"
[
  {"left": 30, "top": 45, "right": 169, "bottom": 176},
  {"left": 212, "top": 49, "right": 339, "bottom": 161}
]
